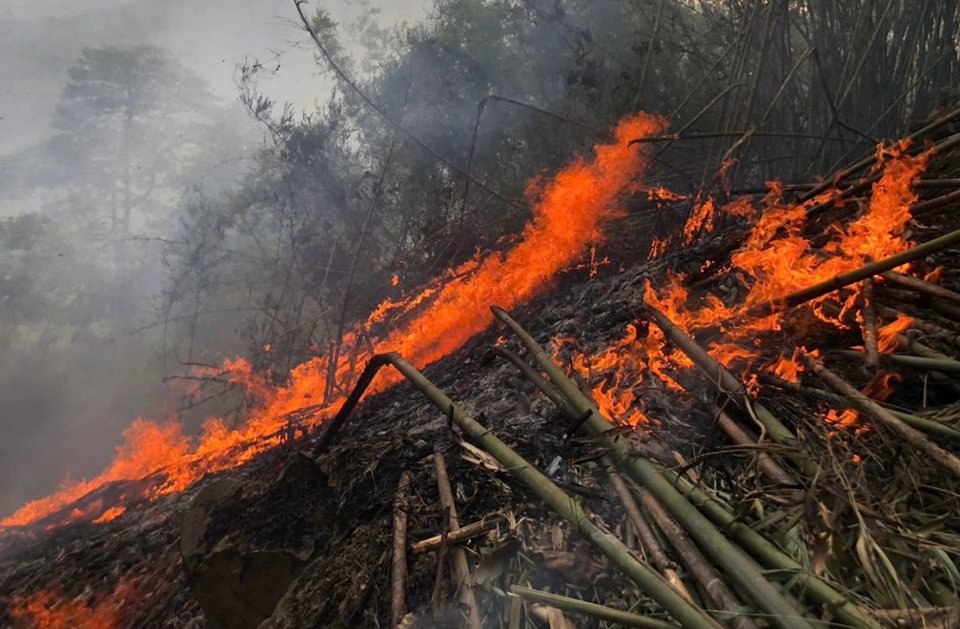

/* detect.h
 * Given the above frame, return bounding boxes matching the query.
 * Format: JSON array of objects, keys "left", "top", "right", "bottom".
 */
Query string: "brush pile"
[{"left": 3, "top": 110, "right": 960, "bottom": 628}]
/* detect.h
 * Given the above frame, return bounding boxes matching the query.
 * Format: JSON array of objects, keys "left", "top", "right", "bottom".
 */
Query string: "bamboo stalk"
[
  {"left": 735, "top": 228, "right": 960, "bottom": 322},
  {"left": 411, "top": 516, "right": 505, "bottom": 554},
  {"left": 491, "top": 307, "right": 818, "bottom": 629},
  {"left": 492, "top": 306, "right": 878, "bottom": 629},
  {"left": 831, "top": 350, "right": 960, "bottom": 374},
  {"left": 434, "top": 450, "right": 481, "bottom": 629},
  {"left": 494, "top": 346, "right": 572, "bottom": 413},
  {"left": 708, "top": 406, "right": 799, "bottom": 487},
  {"left": 862, "top": 279, "right": 881, "bottom": 372},
  {"left": 758, "top": 373, "right": 960, "bottom": 443},
  {"left": 881, "top": 271, "right": 960, "bottom": 305},
  {"left": 608, "top": 467, "right": 694, "bottom": 603},
  {"left": 332, "top": 353, "right": 719, "bottom": 628},
  {"left": 510, "top": 585, "right": 678, "bottom": 629},
  {"left": 637, "top": 487, "right": 759, "bottom": 629},
  {"left": 799, "top": 108, "right": 960, "bottom": 202},
  {"left": 641, "top": 303, "right": 799, "bottom": 448},
  {"left": 392, "top": 470, "right": 412, "bottom": 628},
  {"left": 876, "top": 305, "right": 960, "bottom": 348},
  {"left": 799, "top": 352, "right": 960, "bottom": 479}
]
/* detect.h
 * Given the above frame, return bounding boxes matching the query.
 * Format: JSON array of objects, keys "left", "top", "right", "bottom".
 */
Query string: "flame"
[
  {"left": 92, "top": 506, "right": 126, "bottom": 524},
  {"left": 10, "top": 579, "right": 135, "bottom": 628},
  {"left": 877, "top": 314, "right": 913, "bottom": 353},
  {"left": 2, "top": 113, "right": 668, "bottom": 529},
  {"left": 568, "top": 324, "right": 650, "bottom": 426},
  {"left": 825, "top": 372, "right": 901, "bottom": 429},
  {"left": 574, "top": 140, "right": 926, "bottom": 428},
  {"left": 390, "top": 273, "right": 399, "bottom": 287}
]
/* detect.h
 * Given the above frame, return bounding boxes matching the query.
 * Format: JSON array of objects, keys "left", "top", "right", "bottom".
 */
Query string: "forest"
[{"left": 2, "top": 0, "right": 960, "bottom": 627}]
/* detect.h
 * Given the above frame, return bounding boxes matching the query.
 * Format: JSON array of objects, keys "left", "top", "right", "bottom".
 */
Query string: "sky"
[{"left": 0, "top": 0, "right": 429, "bottom": 155}]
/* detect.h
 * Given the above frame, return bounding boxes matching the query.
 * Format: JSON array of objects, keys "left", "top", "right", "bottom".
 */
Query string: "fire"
[
  {"left": 10, "top": 579, "right": 135, "bottom": 628},
  {"left": 568, "top": 324, "right": 650, "bottom": 427},
  {"left": 825, "top": 372, "right": 901, "bottom": 429},
  {"left": 2, "top": 112, "right": 667, "bottom": 529},
  {"left": 573, "top": 139, "right": 927, "bottom": 431},
  {"left": 877, "top": 314, "right": 913, "bottom": 353}
]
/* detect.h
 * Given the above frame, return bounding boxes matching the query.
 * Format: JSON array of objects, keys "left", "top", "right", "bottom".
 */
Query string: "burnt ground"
[{"left": 1, "top": 152, "right": 960, "bottom": 628}]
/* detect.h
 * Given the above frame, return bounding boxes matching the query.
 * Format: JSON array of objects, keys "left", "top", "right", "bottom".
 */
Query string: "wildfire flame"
[{"left": 2, "top": 112, "right": 667, "bottom": 530}]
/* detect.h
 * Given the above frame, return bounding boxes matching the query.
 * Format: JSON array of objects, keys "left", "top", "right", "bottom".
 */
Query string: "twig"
[
  {"left": 799, "top": 352, "right": 960, "bottom": 479},
  {"left": 434, "top": 450, "right": 481, "bottom": 629},
  {"left": 392, "top": 470, "right": 412, "bottom": 627},
  {"left": 410, "top": 515, "right": 505, "bottom": 555}
]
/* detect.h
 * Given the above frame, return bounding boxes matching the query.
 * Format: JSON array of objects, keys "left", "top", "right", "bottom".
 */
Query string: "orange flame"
[
  {"left": 10, "top": 579, "right": 136, "bottom": 628},
  {"left": 2, "top": 113, "right": 668, "bottom": 529},
  {"left": 877, "top": 314, "right": 913, "bottom": 353}
]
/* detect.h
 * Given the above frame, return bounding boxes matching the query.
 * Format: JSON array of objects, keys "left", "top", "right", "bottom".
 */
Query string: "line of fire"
[{"left": 2, "top": 1, "right": 960, "bottom": 628}]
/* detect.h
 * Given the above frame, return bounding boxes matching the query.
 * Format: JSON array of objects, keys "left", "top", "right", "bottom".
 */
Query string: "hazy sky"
[{"left": 0, "top": 0, "right": 428, "bottom": 155}]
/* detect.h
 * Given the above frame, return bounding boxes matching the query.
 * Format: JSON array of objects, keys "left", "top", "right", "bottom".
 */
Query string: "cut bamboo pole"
[
  {"left": 636, "top": 487, "right": 759, "bottom": 629},
  {"left": 608, "top": 467, "right": 694, "bottom": 603},
  {"left": 491, "top": 307, "right": 819, "bottom": 629},
  {"left": 332, "top": 352, "right": 719, "bottom": 628},
  {"left": 735, "top": 227, "right": 960, "bottom": 322},
  {"left": 492, "top": 306, "right": 878, "bottom": 629},
  {"left": 411, "top": 515, "right": 505, "bottom": 554},
  {"left": 799, "top": 352, "right": 960, "bottom": 479},
  {"left": 392, "top": 470, "right": 412, "bottom": 628},
  {"left": 510, "top": 585, "right": 678, "bottom": 629},
  {"left": 881, "top": 271, "right": 960, "bottom": 305},
  {"left": 862, "top": 279, "right": 881, "bottom": 372},
  {"left": 434, "top": 450, "right": 481, "bottom": 629}
]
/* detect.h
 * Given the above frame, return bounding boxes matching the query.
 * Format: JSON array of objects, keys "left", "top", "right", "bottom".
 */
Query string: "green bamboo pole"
[
  {"left": 491, "top": 307, "right": 815, "bottom": 629},
  {"left": 509, "top": 585, "right": 678, "bottom": 629},
  {"left": 799, "top": 352, "right": 960, "bottom": 479},
  {"left": 492, "top": 306, "right": 880, "bottom": 629},
  {"left": 329, "top": 352, "right": 719, "bottom": 629}
]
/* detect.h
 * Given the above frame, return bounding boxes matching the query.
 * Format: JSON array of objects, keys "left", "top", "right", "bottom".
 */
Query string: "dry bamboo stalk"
[
  {"left": 607, "top": 467, "right": 694, "bottom": 603},
  {"left": 799, "top": 352, "right": 960, "bottom": 478},
  {"left": 831, "top": 350, "right": 960, "bottom": 374},
  {"left": 331, "top": 353, "right": 719, "bottom": 628},
  {"left": 637, "top": 488, "right": 759, "bottom": 629},
  {"left": 411, "top": 516, "right": 505, "bottom": 554},
  {"left": 641, "top": 303, "right": 799, "bottom": 448},
  {"left": 434, "top": 450, "right": 482, "bottom": 629},
  {"left": 758, "top": 372, "right": 960, "bottom": 443},
  {"left": 876, "top": 305, "right": 960, "bottom": 348},
  {"left": 492, "top": 306, "right": 877, "bottom": 629},
  {"left": 881, "top": 271, "right": 960, "bottom": 305},
  {"left": 709, "top": 406, "right": 799, "bottom": 487},
  {"left": 510, "top": 585, "right": 677, "bottom": 629},
  {"left": 862, "top": 279, "right": 881, "bottom": 372},
  {"left": 392, "top": 470, "right": 412, "bottom": 628}
]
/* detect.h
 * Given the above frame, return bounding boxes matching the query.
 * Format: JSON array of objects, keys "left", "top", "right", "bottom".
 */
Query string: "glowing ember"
[{"left": 2, "top": 112, "right": 667, "bottom": 529}]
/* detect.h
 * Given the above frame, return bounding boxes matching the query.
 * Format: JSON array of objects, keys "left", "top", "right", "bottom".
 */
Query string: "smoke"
[{"left": 0, "top": 0, "right": 427, "bottom": 516}]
